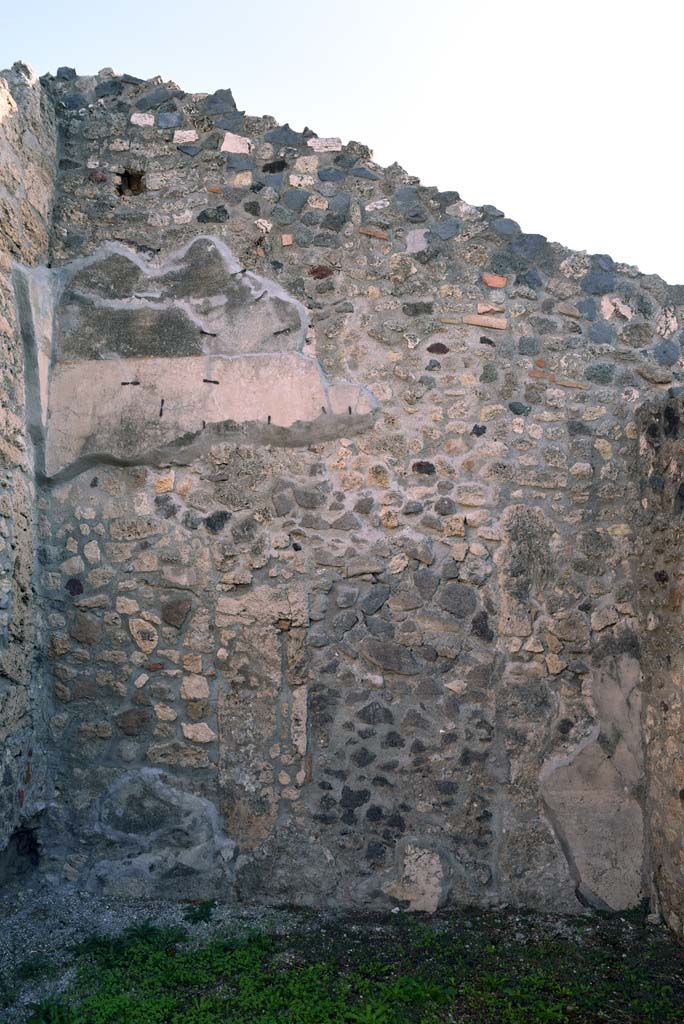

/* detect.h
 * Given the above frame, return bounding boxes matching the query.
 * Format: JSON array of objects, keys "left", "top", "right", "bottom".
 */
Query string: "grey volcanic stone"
[
  {"left": 653, "top": 340, "right": 680, "bottom": 367},
  {"left": 438, "top": 583, "right": 477, "bottom": 618},
  {"left": 157, "top": 111, "right": 183, "bottom": 129},
  {"left": 203, "top": 88, "right": 237, "bottom": 114},
  {"left": 361, "top": 638, "right": 419, "bottom": 674}
]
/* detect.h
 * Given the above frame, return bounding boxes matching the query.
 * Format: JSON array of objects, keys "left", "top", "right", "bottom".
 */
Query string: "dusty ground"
[{"left": 0, "top": 878, "right": 300, "bottom": 1020}]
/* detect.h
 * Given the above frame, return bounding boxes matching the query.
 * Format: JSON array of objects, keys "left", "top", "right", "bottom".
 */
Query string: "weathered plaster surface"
[
  {"left": 0, "top": 61, "right": 683, "bottom": 924},
  {"left": 17, "top": 237, "right": 375, "bottom": 478},
  {"left": 0, "top": 62, "right": 55, "bottom": 864}
]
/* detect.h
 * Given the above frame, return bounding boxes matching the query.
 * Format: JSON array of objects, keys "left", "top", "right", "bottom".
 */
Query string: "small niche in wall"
[{"left": 117, "top": 169, "right": 146, "bottom": 196}]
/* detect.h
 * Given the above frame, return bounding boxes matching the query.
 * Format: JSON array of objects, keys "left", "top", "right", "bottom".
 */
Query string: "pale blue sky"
[{"left": 3, "top": 0, "right": 682, "bottom": 282}]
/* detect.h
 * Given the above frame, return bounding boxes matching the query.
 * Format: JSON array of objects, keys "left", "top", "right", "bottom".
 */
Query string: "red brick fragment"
[
  {"left": 359, "top": 226, "right": 388, "bottom": 240},
  {"left": 482, "top": 273, "right": 507, "bottom": 288}
]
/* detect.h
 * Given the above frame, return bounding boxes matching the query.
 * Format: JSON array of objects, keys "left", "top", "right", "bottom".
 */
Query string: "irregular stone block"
[{"left": 361, "top": 638, "right": 419, "bottom": 675}]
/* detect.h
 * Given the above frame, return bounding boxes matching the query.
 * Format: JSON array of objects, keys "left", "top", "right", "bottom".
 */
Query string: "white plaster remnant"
[
  {"left": 18, "top": 237, "right": 375, "bottom": 477},
  {"left": 46, "top": 353, "right": 374, "bottom": 476},
  {"left": 307, "top": 137, "right": 342, "bottom": 152}
]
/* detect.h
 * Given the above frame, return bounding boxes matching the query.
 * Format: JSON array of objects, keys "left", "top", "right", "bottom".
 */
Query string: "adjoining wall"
[
  {"left": 3, "top": 63, "right": 684, "bottom": 918},
  {"left": 0, "top": 63, "right": 56, "bottom": 862},
  {"left": 637, "top": 397, "right": 684, "bottom": 935}
]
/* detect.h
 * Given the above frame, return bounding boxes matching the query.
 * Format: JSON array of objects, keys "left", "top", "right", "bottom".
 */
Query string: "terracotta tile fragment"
[
  {"left": 359, "top": 226, "right": 388, "bottom": 240},
  {"left": 482, "top": 273, "right": 507, "bottom": 288},
  {"left": 463, "top": 314, "right": 508, "bottom": 330}
]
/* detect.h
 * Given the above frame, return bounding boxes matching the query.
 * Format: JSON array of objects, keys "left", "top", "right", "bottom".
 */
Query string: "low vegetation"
[{"left": 6, "top": 905, "right": 683, "bottom": 1024}]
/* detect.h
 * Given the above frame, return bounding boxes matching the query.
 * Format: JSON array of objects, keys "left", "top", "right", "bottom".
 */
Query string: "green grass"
[
  {"left": 20, "top": 907, "right": 684, "bottom": 1024},
  {"left": 15, "top": 955, "right": 59, "bottom": 983},
  {"left": 183, "top": 902, "right": 216, "bottom": 926}
]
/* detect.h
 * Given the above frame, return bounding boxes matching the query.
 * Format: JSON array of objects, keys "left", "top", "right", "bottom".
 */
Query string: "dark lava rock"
[
  {"left": 204, "top": 511, "right": 231, "bottom": 533},
  {"left": 394, "top": 186, "right": 427, "bottom": 223},
  {"left": 157, "top": 111, "right": 183, "bottom": 129},
  {"left": 509, "top": 401, "right": 531, "bottom": 416},
  {"left": 584, "top": 363, "right": 615, "bottom": 384},
  {"left": 203, "top": 88, "right": 237, "bottom": 114},
  {"left": 412, "top": 461, "right": 435, "bottom": 475},
  {"left": 581, "top": 270, "right": 616, "bottom": 295},
  {"left": 430, "top": 218, "right": 460, "bottom": 240},
  {"left": 264, "top": 123, "right": 305, "bottom": 146},
  {"left": 361, "top": 585, "right": 391, "bottom": 616},
  {"left": 340, "top": 786, "right": 371, "bottom": 809},
  {"left": 402, "top": 301, "right": 434, "bottom": 317},
  {"left": 136, "top": 86, "right": 184, "bottom": 111},
  {"left": 362, "top": 638, "right": 419, "bottom": 675},
  {"left": 438, "top": 582, "right": 477, "bottom": 618},
  {"left": 653, "top": 340, "right": 680, "bottom": 367},
  {"left": 197, "top": 206, "right": 229, "bottom": 224},
  {"left": 519, "top": 335, "right": 540, "bottom": 355},
  {"left": 471, "top": 610, "right": 494, "bottom": 641},
  {"left": 358, "top": 702, "right": 394, "bottom": 726},
  {"left": 115, "top": 708, "right": 152, "bottom": 737}
]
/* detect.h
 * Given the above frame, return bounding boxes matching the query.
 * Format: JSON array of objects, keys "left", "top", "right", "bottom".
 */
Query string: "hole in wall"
[
  {"left": 117, "top": 169, "right": 146, "bottom": 196},
  {"left": 0, "top": 826, "right": 41, "bottom": 883},
  {"left": 262, "top": 159, "right": 287, "bottom": 173}
]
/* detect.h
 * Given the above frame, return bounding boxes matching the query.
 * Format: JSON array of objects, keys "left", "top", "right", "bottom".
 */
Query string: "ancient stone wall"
[
  {"left": 2, "top": 63, "right": 684, "bottom": 921},
  {"left": 637, "top": 397, "right": 684, "bottom": 933},
  {"left": 0, "top": 63, "right": 56, "bottom": 865}
]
